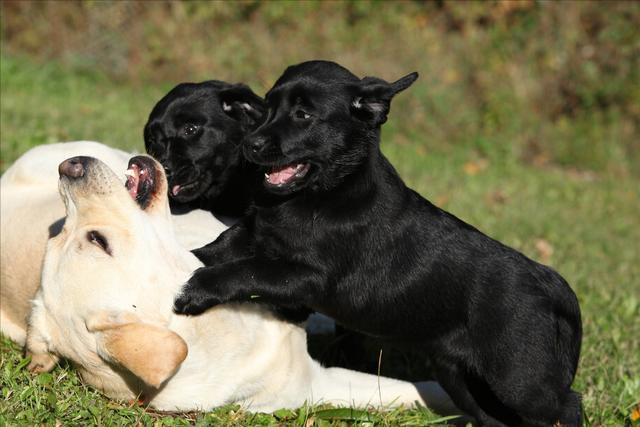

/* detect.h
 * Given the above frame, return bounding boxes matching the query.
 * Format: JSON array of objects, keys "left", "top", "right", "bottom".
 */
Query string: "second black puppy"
[
  {"left": 144, "top": 80, "right": 265, "bottom": 217},
  {"left": 175, "top": 61, "right": 582, "bottom": 426}
]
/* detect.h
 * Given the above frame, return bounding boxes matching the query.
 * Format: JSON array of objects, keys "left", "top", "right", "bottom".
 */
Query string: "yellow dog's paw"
[{"left": 26, "top": 352, "right": 58, "bottom": 373}]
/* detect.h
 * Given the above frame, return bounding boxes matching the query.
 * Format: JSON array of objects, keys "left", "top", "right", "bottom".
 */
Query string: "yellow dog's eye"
[{"left": 87, "top": 231, "right": 111, "bottom": 256}]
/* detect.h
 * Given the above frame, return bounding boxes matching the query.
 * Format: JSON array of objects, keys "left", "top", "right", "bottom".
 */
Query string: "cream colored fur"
[
  {"left": 0, "top": 142, "right": 225, "bottom": 345},
  {"left": 4, "top": 142, "right": 457, "bottom": 413}
]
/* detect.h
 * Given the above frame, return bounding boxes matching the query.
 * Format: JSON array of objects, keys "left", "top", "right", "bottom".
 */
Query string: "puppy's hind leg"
[
  {"left": 557, "top": 391, "right": 582, "bottom": 427},
  {"left": 518, "top": 390, "right": 582, "bottom": 427},
  {"left": 433, "top": 360, "right": 508, "bottom": 427},
  {"left": 486, "top": 339, "right": 581, "bottom": 426}
]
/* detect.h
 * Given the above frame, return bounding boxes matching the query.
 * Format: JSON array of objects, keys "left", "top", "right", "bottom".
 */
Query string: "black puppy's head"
[
  {"left": 242, "top": 60, "right": 417, "bottom": 195},
  {"left": 144, "top": 81, "right": 265, "bottom": 203}
]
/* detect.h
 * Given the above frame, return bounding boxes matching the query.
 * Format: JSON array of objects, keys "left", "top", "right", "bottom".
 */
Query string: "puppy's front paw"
[
  {"left": 173, "top": 291, "right": 218, "bottom": 315},
  {"left": 173, "top": 269, "right": 222, "bottom": 315}
]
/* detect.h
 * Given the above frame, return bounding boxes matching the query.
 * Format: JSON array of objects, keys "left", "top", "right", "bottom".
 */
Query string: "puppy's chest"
[
  {"left": 253, "top": 212, "right": 317, "bottom": 259},
  {"left": 253, "top": 207, "right": 362, "bottom": 262}
]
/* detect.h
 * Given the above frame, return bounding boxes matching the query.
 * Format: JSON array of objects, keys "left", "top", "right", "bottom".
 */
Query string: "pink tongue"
[
  {"left": 127, "top": 179, "right": 138, "bottom": 199},
  {"left": 172, "top": 185, "right": 181, "bottom": 196},
  {"left": 125, "top": 164, "right": 140, "bottom": 200},
  {"left": 268, "top": 165, "right": 299, "bottom": 185}
]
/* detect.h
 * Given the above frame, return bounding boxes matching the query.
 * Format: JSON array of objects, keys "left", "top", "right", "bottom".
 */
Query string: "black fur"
[
  {"left": 144, "top": 80, "right": 265, "bottom": 217},
  {"left": 174, "top": 61, "right": 583, "bottom": 426},
  {"left": 146, "top": 80, "right": 310, "bottom": 323}
]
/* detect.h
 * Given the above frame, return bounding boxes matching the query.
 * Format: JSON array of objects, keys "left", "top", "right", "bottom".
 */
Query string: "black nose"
[
  {"left": 247, "top": 136, "right": 267, "bottom": 153},
  {"left": 59, "top": 157, "right": 90, "bottom": 178}
]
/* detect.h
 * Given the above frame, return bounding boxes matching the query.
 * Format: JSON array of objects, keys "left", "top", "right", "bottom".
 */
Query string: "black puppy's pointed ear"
[
  {"left": 219, "top": 84, "right": 266, "bottom": 127},
  {"left": 351, "top": 72, "right": 418, "bottom": 126}
]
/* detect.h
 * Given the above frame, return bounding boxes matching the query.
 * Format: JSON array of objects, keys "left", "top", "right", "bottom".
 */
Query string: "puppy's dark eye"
[
  {"left": 182, "top": 124, "right": 199, "bottom": 136},
  {"left": 87, "top": 231, "right": 111, "bottom": 255},
  {"left": 294, "top": 110, "right": 311, "bottom": 120}
]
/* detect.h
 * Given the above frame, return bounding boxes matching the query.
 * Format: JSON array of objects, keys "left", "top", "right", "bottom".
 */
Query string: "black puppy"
[
  {"left": 175, "top": 61, "right": 582, "bottom": 426},
  {"left": 144, "top": 81, "right": 265, "bottom": 217}
]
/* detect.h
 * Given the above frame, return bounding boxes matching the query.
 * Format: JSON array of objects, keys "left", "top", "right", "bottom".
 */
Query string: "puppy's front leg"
[
  {"left": 191, "top": 219, "right": 252, "bottom": 265},
  {"left": 173, "top": 258, "right": 318, "bottom": 315}
]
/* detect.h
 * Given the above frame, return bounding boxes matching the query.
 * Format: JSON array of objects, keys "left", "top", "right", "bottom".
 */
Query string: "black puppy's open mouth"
[
  {"left": 264, "top": 163, "right": 311, "bottom": 188},
  {"left": 125, "top": 157, "right": 157, "bottom": 209},
  {"left": 170, "top": 180, "right": 199, "bottom": 197}
]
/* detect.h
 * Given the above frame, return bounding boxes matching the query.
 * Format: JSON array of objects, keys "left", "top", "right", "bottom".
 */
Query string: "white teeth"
[
  {"left": 124, "top": 169, "right": 135, "bottom": 177},
  {"left": 294, "top": 164, "right": 309, "bottom": 177},
  {"left": 264, "top": 173, "right": 270, "bottom": 178}
]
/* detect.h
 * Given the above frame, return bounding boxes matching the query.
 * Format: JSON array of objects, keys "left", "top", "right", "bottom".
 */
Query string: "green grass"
[
  {"left": 0, "top": 338, "right": 459, "bottom": 427},
  {"left": 1, "top": 53, "right": 639, "bottom": 426},
  {"left": 0, "top": 55, "right": 160, "bottom": 170},
  {"left": 3, "top": 1, "right": 639, "bottom": 177}
]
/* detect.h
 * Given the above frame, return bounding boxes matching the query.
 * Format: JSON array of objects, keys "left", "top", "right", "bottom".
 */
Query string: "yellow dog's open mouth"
[{"left": 125, "top": 156, "right": 159, "bottom": 209}]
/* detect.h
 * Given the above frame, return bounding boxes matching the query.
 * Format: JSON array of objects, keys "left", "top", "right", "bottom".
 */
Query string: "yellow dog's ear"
[{"left": 86, "top": 311, "right": 188, "bottom": 389}]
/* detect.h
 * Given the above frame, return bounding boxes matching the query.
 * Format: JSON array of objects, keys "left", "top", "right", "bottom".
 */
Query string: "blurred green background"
[
  {"left": 2, "top": 0, "right": 639, "bottom": 175},
  {"left": 1, "top": 1, "right": 639, "bottom": 426}
]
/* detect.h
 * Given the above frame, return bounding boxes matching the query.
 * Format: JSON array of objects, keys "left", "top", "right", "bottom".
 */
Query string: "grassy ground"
[{"left": 1, "top": 50, "right": 639, "bottom": 426}]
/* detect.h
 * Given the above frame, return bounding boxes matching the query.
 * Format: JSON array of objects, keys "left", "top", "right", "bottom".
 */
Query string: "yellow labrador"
[
  {"left": 25, "top": 153, "right": 457, "bottom": 413},
  {"left": 1, "top": 142, "right": 224, "bottom": 346}
]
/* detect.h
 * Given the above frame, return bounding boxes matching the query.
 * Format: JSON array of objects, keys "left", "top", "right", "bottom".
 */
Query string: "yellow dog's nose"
[{"left": 59, "top": 156, "right": 89, "bottom": 179}]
